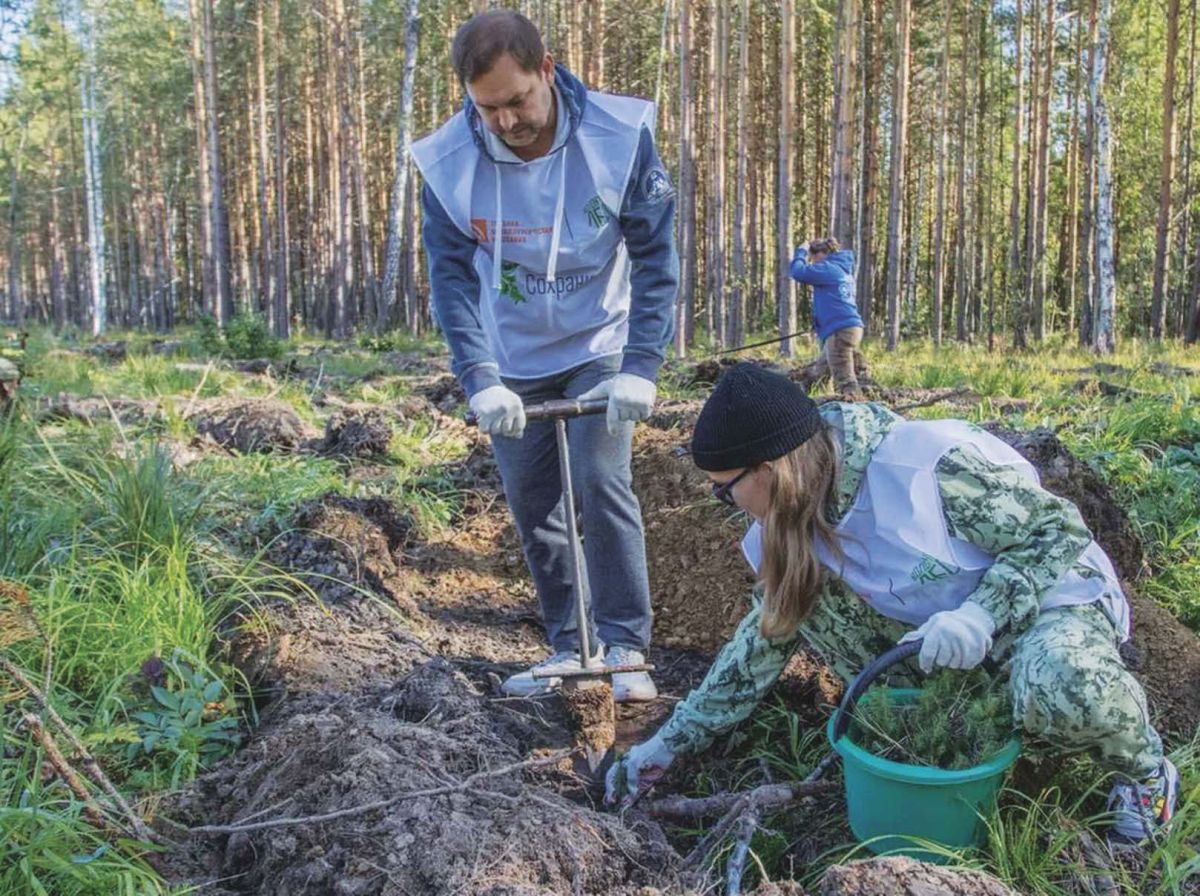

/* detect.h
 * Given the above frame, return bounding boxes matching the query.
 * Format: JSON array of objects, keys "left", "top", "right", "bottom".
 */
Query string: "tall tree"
[
  {"left": 885, "top": 0, "right": 911, "bottom": 350},
  {"left": 80, "top": 3, "right": 105, "bottom": 335},
  {"left": 1091, "top": 0, "right": 1116, "bottom": 353},
  {"left": 730, "top": 0, "right": 749, "bottom": 348},
  {"left": 829, "top": 0, "right": 859, "bottom": 245},
  {"left": 1008, "top": 0, "right": 1026, "bottom": 349},
  {"left": 675, "top": 0, "right": 696, "bottom": 354},
  {"left": 1151, "top": 0, "right": 1181, "bottom": 339},
  {"left": 379, "top": 0, "right": 420, "bottom": 331},
  {"left": 777, "top": 0, "right": 797, "bottom": 356}
]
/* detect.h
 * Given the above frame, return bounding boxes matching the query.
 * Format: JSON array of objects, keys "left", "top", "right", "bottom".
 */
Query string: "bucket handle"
[{"left": 830, "top": 639, "right": 922, "bottom": 742}]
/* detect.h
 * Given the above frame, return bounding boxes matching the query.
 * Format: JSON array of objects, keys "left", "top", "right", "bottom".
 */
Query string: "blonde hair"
[{"left": 758, "top": 427, "right": 842, "bottom": 639}]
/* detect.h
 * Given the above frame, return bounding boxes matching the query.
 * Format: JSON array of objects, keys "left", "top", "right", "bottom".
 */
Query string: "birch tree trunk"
[
  {"left": 1091, "top": 0, "right": 1116, "bottom": 353},
  {"left": 885, "top": 0, "right": 911, "bottom": 351},
  {"left": 379, "top": 0, "right": 421, "bottom": 331},
  {"left": 80, "top": 7, "right": 105, "bottom": 336}
]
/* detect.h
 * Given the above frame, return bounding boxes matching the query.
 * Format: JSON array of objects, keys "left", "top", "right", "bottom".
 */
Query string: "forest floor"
[{"left": 3, "top": 327, "right": 1200, "bottom": 895}]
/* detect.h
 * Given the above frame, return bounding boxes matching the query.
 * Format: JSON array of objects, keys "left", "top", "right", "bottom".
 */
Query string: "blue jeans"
[{"left": 491, "top": 355, "right": 652, "bottom": 654}]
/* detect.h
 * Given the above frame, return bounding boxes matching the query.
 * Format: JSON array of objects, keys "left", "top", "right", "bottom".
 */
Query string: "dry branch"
[
  {"left": 893, "top": 387, "right": 975, "bottom": 411},
  {"left": 0, "top": 654, "right": 155, "bottom": 841},
  {"left": 22, "top": 712, "right": 112, "bottom": 833},
  {"left": 185, "top": 747, "right": 578, "bottom": 836},
  {"left": 646, "top": 779, "right": 836, "bottom": 821}
]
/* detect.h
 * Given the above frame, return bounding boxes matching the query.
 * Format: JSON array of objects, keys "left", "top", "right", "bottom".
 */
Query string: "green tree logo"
[
  {"left": 910, "top": 553, "right": 959, "bottom": 584},
  {"left": 584, "top": 195, "right": 610, "bottom": 229},
  {"left": 499, "top": 262, "right": 525, "bottom": 305}
]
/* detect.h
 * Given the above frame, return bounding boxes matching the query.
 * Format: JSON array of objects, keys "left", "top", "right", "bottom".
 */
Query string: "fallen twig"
[
  {"left": 22, "top": 713, "right": 113, "bottom": 834},
  {"left": 725, "top": 807, "right": 760, "bottom": 896},
  {"left": 0, "top": 654, "right": 155, "bottom": 842},
  {"left": 1076, "top": 829, "right": 1120, "bottom": 896},
  {"left": 893, "top": 387, "right": 974, "bottom": 412},
  {"left": 185, "top": 747, "right": 578, "bottom": 836},
  {"left": 647, "top": 779, "right": 837, "bottom": 821}
]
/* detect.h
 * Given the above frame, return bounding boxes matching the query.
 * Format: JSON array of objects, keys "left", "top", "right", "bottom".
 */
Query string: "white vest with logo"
[
  {"left": 411, "top": 93, "right": 654, "bottom": 380},
  {"left": 740, "top": 419, "right": 1130, "bottom": 639}
]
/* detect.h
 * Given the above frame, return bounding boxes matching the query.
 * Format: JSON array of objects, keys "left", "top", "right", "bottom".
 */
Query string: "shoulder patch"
[{"left": 642, "top": 166, "right": 674, "bottom": 202}]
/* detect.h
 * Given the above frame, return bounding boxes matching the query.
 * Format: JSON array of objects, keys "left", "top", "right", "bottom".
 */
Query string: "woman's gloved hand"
[
  {"left": 604, "top": 732, "right": 674, "bottom": 806},
  {"left": 899, "top": 601, "right": 996, "bottom": 674}
]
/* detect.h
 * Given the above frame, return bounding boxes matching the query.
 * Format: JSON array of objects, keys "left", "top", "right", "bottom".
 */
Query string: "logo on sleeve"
[{"left": 642, "top": 167, "right": 674, "bottom": 202}]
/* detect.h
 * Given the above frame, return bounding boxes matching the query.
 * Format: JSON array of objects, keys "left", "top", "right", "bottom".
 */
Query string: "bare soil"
[{"left": 158, "top": 380, "right": 1200, "bottom": 895}]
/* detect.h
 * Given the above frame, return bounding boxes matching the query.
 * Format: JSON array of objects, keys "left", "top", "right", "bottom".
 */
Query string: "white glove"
[
  {"left": 468, "top": 385, "right": 526, "bottom": 438},
  {"left": 578, "top": 373, "right": 657, "bottom": 436},
  {"left": 605, "top": 731, "right": 674, "bottom": 806},
  {"left": 899, "top": 601, "right": 996, "bottom": 674}
]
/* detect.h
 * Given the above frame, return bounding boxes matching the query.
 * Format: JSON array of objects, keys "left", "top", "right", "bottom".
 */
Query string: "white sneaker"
[
  {"left": 606, "top": 646, "right": 658, "bottom": 703},
  {"left": 501, "top": 646, "right": 604, "bottom": 697}
]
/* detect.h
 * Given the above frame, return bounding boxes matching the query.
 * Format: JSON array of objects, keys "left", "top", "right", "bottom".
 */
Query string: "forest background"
[{"left": 0, "top": 0, "right": 1188, "bottom": 356}]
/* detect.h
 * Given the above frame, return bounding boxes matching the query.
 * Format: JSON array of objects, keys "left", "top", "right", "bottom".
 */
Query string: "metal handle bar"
[{"left": 464, "top": 397, "right": 609, "bottom": 427}]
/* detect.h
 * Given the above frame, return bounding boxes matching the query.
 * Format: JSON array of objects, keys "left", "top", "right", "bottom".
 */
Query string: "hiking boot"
[
  {"left": 1106, "top": 758, "right": 1181, "bottom": 846},
  {"left": 605, "top": 645, "right": 658, "bottom": 703},
  {"left": 501, "top": 645, "right": 604, "bottom": 697}
]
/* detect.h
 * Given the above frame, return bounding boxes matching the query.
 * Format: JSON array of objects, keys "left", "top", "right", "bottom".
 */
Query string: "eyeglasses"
[{"left": 711, "top": 467, "right": 755, "bottom": 506}]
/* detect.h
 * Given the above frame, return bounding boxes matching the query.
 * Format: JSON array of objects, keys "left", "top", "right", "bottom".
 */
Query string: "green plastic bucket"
[{"left": 827, "top": 642, "right": 1020, "bottom": 859}]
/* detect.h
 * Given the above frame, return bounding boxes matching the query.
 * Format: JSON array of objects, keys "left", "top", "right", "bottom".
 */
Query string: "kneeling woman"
[{"left": 608, "top": 363, "right": 1178, "bottom": 844}]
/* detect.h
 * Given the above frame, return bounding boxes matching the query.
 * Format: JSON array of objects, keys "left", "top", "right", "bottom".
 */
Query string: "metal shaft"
[{"left": 554, "top": 416, "right": 596, "bottom": 669}]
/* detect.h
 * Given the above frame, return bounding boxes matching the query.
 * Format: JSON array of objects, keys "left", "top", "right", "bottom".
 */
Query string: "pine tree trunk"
[
  {"left": 953, "top": 4, "right": 970, "bottom": 342},
  {"left": 1032, "top": 0, "right": 1053, "bottom": 340},
  {"left": 676, "top": 0, "right": 696, "bottom": 354},
  {"left": 778, "top": 0, "right": 797, "bottom": 356},
  {"left": 885, "top": 0, "right": 911, "bottom": 351},
  {"left": 931, "top": 0, "right": 951, "bottom": 344},
  {"left": 1008, "top": 0, "right": 1026, "bottom": 349},
  {"left": 1175, "top": 0, "right": 1196, "bottom": 335},
  {"left": 273, "top": 0, "right": 290, "bottom": 337},
  {"left": 730, "top": 0, "right": 749, "bottom": 348},
  {"left": 1152, "top": 0, "right": 1180, "bottom": 338},
  {"left": 709, "top": 0, "right": 727, "bottom": 348},
  {"left": 830, "top": 0, "right": 859, "bottom": 245},
  {"left": 255, "top": 0, "right": 274, "bottom": 329}
]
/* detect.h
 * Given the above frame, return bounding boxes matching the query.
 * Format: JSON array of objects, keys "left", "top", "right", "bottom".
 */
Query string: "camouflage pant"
[{"left": 802, "top": 592, "right": 1162, "bottom": 778}]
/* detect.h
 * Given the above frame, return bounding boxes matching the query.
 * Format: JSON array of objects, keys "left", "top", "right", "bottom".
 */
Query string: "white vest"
[
  {"left": 411, "top": 93, "right": 654, "bottom": 380},
  {"left": 740, "top": 419, "right": 1131, "bottom": 639}
]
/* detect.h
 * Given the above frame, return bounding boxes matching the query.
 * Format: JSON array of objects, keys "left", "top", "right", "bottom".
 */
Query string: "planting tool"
[
  {"left": 828, "top": 639, "right": 1020, "bottom": 859},
  {"left": 466, "top": 396, "right": 655, "bottom": 774}
]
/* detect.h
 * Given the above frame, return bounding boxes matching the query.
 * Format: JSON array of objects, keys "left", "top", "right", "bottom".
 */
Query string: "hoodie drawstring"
[
  {"left": 545, "top": 148, "right": 567, "bottom": 283},
  {"left": 491, "top": 164, "right": 503, "bottom": 291}
]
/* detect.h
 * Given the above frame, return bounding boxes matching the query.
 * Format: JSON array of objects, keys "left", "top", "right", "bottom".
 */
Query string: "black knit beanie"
[{"left": 690, "top": 363, "right": 823, "bottom": 471}]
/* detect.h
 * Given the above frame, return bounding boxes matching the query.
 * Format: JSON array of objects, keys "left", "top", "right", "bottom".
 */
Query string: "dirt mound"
[
  {"left": 417, "top": 373, "right": 467, "bottom": 412},
  {"left": 190, "top": 398, "right": 316, "bottom": 453},
  {"left": 162, "top": 660, "right": 678, "bottom": 896},
  {"left": 987, "top": 424, "right": 1146, "bottom": 579},
  {"left": 632, "top": 426, "right": 756, "bottom": 650},
  {"left": 270, "top": 493, "right": 412, "bottom": 609},
  {"left": 817, "top": 856, "right": 1018, "bottom": 895},
  {"left": 319, "top": 406, "right": 394, "bottom": 457}
]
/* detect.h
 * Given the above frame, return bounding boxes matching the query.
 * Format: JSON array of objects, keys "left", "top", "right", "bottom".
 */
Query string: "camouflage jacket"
[{"left": 659, "top": 401, "right": 1094, "bottom": 756}]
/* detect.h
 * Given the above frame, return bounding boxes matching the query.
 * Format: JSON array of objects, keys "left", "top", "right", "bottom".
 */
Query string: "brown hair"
[
  {"left": 758, "top": 427, "right": 842, "bottom": 639},
  {"left": 807, "top": 236, "right": 840, "bottom": 256},
  {"left": 451, "top": 10, "right": 546, "bottom": 86}
]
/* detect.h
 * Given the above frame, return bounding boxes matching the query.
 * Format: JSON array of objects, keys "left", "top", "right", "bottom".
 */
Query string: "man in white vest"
[{"left": 412, "top": 10, "right": 678, "bottom": 701}]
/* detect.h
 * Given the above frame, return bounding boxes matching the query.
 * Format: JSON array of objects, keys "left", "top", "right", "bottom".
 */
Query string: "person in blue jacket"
[
  {"left": 412, "top": 10, "right": 678, "bottom": 702},
  {"left": 789, "top": 237, "right": 865, "bottom": 397}
]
